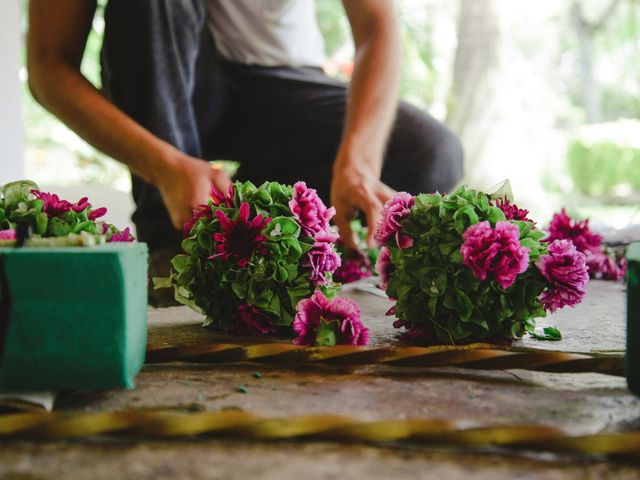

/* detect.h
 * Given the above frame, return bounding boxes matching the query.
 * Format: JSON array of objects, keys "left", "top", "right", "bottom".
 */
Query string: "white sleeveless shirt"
[{"left": 207, "top": 0, "right": 326, "bottom": 67}]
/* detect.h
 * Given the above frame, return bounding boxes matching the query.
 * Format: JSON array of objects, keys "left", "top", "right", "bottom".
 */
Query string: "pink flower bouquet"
[
  {"left": 375, "top": 186, "right": 589, "bottom": 344},
  {"left": 169, "top": 180, "right": 367, "bottom": 345},
  {"left": 546, "top": 209, "right": 626, "bottom": 281},
  {"left": 0, "top": 180, "right": 134, "bottom": 244}
]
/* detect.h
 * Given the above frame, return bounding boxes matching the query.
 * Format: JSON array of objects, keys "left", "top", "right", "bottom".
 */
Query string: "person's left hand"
[{"left": 330, "top": 162, "right": 395, "bottom": 251}]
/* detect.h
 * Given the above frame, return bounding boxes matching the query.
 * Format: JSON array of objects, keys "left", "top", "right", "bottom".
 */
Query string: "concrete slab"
[{"left": 1, "top": 280, "right": 638, "bottom": 479}]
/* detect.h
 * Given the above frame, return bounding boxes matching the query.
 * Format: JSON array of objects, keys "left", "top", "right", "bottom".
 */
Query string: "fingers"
[
  {"left": 364, "top": 196, "right": 383, "bottom": 248},
  {"left": 209, "top": 164, "right": 232, "bottom": 191},
  {"left": 333, "top": 205, "right": 359, "bottom": 251},
  {"left": 375, "top": 182, "right": 396, "bottom": 204}
]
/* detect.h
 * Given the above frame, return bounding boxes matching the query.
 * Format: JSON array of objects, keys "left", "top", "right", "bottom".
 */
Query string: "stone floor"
[{"left": 1, "top": 280, "right": 639, "bottom": 480}]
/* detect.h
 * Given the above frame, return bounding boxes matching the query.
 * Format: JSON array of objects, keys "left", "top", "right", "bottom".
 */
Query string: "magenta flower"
[
  {"left": 547, "top": 209, "right": 602, "bottom": 255},
  {"left": 183, "top": 204, "right": 213, "bottom": 237},
  {"left": 289, "top": 182, "right": 335, "bottom": 238},
  {"left": 0, "top": 229, "right": 16, "bottom": 241},
  {"left": 229, "top": 304, "right": 277, "bottom": 335},
  {"left": 31, "top": 190, "right": 73, "bottom": 216},
  {"left": 306, "top": 231, "right": 341, "bottom": 285},
  {"left": 586, "top": 250, "right": 626, "bottom": 281},
  {"left": 292, "top": 290, "right": 369, "bottom": 346},
  {"left": 108, "top": 226, "right": 135, "bottom": 243},
  {"left": 210, "top": 202, "right": 270, "bottom": 268},
  {"left": 536, "top": 239, "right": 589, "bottom": 313},
  {"left": 211, "top": 184, "right": 235, "bottom": 208},
  {"left": 461, "top": 221, "right": 530, "bottom": 289},
  {"left": 374, "top": 192, "right": 415, "bottom": 247},
  {"left": 493, "top": 197, "right": 534, "bottom": 223},
  {"left": 88, "top": 207, "right": 108, "bottom": 221},
  {"left": 333, "top": 251, "right": 372, "bottom": 284},
  {"left": 71, "top": 196, "right": 91, "bottom": 213},
  {"left": 375, "top": 246, "right": 394, "bottom": 290}
]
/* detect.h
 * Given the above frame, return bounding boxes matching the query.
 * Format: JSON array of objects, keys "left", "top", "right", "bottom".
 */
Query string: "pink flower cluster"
[
  {"left": 333, "top": 250, "right": 372, "bottom": 284},
  {"left": 547, "top": 209, "right": 602, "bottom": 254},
  {"left": 109, "top": 227, "right": 135, "bottom": 243},
  {"left": 536, "top": 239, "right": 589, "bottom": 313},
  {"left": 289, "top": 182, "right": 335, "bottom": 238},
  {"left": 290, "top": 182, "right": 341, "bottom": 285},
  {"left": 586, "top": 252, "right": 626, "bottom": 281},
  {"left": 547, "top": 209, "right": 625, "bottom": 280},
  {"left": 461, "top": 221, "right": 530, "bottom": 289},
  {"left": 292, "top": 291, "right": 369, "bottom": 346},
  {"left": 374, "top": 192, "right": 415, "bottom": 248},
  {"left": 0, "top": 229, "right": 16, "bottom": 241},
  {"left": 31, "top": 190, "right": 107, "bottom": 220},
  {"left": 307, "top": 231, "right": 341, "bottom": 285},
  {"left": 494, "top": 197, "right": 534, "bottom": 223},
  {"left": 375, "top": 247, "right": 394, "bottom": 291}
]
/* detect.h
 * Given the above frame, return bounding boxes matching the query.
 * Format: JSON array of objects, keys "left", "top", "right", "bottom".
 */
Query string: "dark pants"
[{"left": 101, "top": 0, "right": 463, "bottom": 292}]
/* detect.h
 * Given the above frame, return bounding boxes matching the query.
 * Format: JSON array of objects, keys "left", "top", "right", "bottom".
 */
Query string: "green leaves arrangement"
[
  {"left": 168, "top": 181, "right": 340, "bottom": 331},
  {"left": 383, "top": 186, "right": 549, "bottom": 344},
  {"left": 0, "top": 180, "right": 131, "bottom": 243}
]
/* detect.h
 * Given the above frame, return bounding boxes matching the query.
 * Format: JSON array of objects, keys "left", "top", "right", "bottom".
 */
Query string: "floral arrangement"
[
  {"left": 375, "top": 185, "right": 589, "bottom": 344},
  {"left": 168, "top": 180, "right": 368, "bottom": 345},
  {"left": 0, "top": 180, "right": 134, "bottom": 244},
  {"left": 546, "top": 209, "right": 626, "bottom": 281}
]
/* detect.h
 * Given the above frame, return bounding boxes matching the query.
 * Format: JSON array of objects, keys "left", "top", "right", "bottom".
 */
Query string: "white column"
[{"left": 0, "top": 0, "right": 24, "bottom": 185}]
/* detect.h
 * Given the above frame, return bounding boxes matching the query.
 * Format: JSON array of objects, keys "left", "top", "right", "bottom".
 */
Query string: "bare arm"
[
  {"left": 27, "top": 0, "right": 230, "bottom": 230},
  {"left": 331, "top": 0, "right": 402, "bottom": 248}
]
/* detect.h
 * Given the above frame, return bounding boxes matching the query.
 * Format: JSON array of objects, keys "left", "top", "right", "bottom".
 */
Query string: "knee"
[{"left": 388, "top": 103, "right": 464, "bottom": 193}]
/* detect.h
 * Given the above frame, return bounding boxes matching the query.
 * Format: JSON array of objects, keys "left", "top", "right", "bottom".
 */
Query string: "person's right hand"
[{"left": 154, "top": 152, "right": 232, "bottom": 231}]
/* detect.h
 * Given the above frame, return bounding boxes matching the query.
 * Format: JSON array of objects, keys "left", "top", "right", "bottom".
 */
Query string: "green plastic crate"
[
  {"left": 627, "top": 242, "right": 640, "bottom": 396},
  {"left": 0, "top": 243, "right": 148, "bottom": 391}
]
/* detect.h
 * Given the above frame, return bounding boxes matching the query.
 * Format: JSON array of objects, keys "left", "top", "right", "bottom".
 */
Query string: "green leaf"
[
  {"left": 485, "top": 206, "right": 507, "bottom": 225},
  {"left": 315, "top": 320, "right": 338, "bottom": 346},
  {"left": 264, "top": 217, "right": 300, "bottom": 240},
  {"left": 34, "top": 212, "right": 48, "bottom": 235},
  {"left": 152, "top": 277, "right": 172, "bottom": 289},
  {"left": 1, "top": 180, "right": 39, "bottom": 208},
  {"left": 48, "top": 217, "right": 72, "bottom": 237},
  {"left": 487, "top": 179, "right": 514, "bottom": 202},
  {"left": 453, "top": 206, "right": 479, "bottom": 234},
  {"left": 530, "top": 326, "right": 562, "bottom": 341},
  {"left": 171, "top": 254, "right": 190, "bottom": 274}
]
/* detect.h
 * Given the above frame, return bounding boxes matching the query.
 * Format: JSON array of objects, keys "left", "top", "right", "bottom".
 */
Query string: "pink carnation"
[
  {"left": 230, "top": 304, "right": 277, "bottom": 335},
  {"left": 0, "top": 229, "right": 16, "bottom": 241},
  {"left": 461, "top": 221, "right": 530, "bottom": 289},
  {"left": 183, "top": 204, "right": 213, "bottom": 237},
  {"left": 586, "top": 250, "right": 626, "bottom": 282},
  {"left": 375, "top": 247, "right": 394, "bottom": 290},
  {"left": 292, "top": 290, "right": 369, "bottom": 346},
  {"left": 71, "top": 196, "right": 91, "bottom": 213},
  {"left": 210, "top": 184, "right": 235, "bottom": 208},
  {"left": 289, "top": 182, "right": 335, "bottom": 238},
  {"left": 536, "top": 239, "right": 589, "bottom": 313},
  {"left": 31, "top": 190, "right": 73, "bottom": 216},
  {"left": 493, "top": 197, "right": 534, "bottom": 223},
  {"left": 209, "top": 202, "right": 270, "bottom": 268},
  {"left": 547, "top": 209, "right": 602, "bottom": 255},
  {"left": 333, "top": 251, "right": 372, "bottom": 284},
  {"left": 88, "top": 207, "right": 108, "bottom": 221},
  {"left": 306, "top": 232, "right": 341, "bottom": 285},
  {"left": 374, "top": 192, "right": 415, "bottom": 247},
  {"left": 108, "top": 226, "right": 135, "bottom": 243}
]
